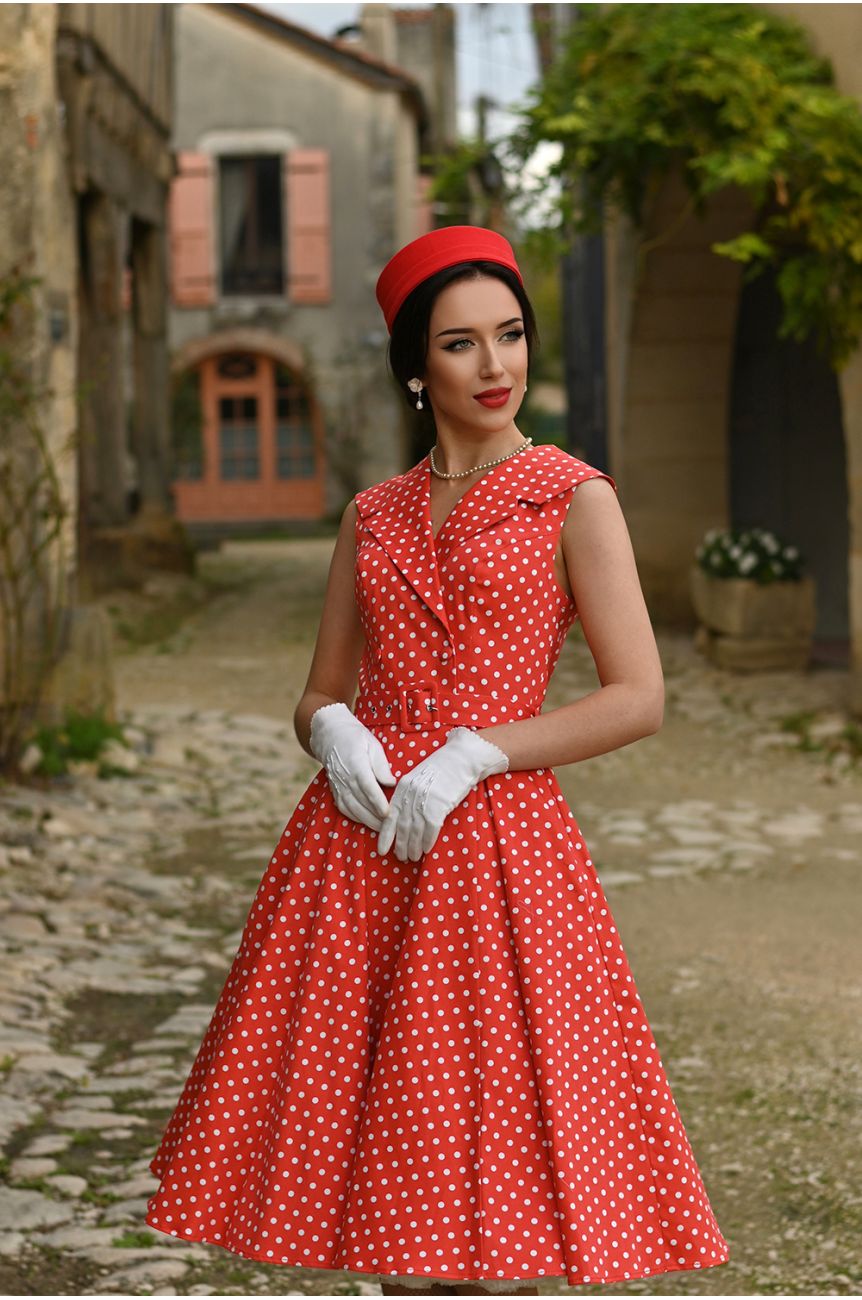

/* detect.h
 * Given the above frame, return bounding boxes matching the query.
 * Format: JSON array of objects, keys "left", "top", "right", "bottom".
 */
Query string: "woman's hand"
[
  {"left": 377, "top": 727, "right": 510, "bottom": 862},
  {"left": 309, "top": 702, "right": 397, "bottom": 832}
]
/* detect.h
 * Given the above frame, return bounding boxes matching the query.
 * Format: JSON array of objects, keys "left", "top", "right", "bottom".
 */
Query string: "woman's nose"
[{"left": 479, "top": 346, "right": 505, "bottom": 377}]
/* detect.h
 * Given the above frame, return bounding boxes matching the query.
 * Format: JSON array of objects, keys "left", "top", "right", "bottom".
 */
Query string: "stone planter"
[{"left": 689, "top": 564, "right": 816, "bottom": 671}]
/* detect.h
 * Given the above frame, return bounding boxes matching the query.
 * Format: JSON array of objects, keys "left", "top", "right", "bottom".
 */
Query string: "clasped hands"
[{"left": 309, "top": 701, "right": 510, "bottom": 862}]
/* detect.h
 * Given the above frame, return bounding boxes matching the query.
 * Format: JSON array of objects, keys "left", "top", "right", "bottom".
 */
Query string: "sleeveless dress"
[{"left": 145, "top": 444, "right": 731, "bottom": 1291}]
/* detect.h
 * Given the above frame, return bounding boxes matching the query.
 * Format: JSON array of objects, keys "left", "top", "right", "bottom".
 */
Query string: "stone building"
[
  {"left": 167, "top": 2, "right": 452, "bottom": 538},
  {"left": 0, "top": 3, "right": 176, "bottom": 745},
  {"left": 602, "top": 3, "right": 862, "bottom": 702}
]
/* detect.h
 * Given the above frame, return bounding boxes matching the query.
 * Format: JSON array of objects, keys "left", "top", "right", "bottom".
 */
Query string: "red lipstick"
[{"left": 473, "top": 387, "right": 512, "bottom": 408}]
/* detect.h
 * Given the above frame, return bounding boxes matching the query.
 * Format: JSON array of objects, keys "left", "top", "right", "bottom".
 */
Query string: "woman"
[{"left": 145, "top": 226, "right": 730, "bottom": 1296}]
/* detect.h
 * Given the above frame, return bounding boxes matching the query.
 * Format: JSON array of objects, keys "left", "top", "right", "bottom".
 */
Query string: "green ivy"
[
  {"left": 509, "top": 3, "right": 862, "bottom": 367},
  {"left": 423, "top": 140, "right": 488, "bottom": 217},
  {"left": 170, "top": 368, "right": 204, "bottom": 480}
]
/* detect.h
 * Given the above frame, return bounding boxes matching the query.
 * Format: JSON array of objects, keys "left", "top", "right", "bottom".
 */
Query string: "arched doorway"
[
  {"left": 170, "top": 348, "right": 324, "bottom": 526},
  {"left": 728, "top": 266, "right": 849, "bottom": 657}
]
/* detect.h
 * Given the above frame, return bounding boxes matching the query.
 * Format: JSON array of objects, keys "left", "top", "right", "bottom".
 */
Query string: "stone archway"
[
  {"left": 605, "top": 166, "right": 851, "bottom": 666},
  {"left": 604, "top": 170, "right": 755, "bottom": 627},
  {"left": 601, "top": 14, "right": 862, "bottom": 707},
  {"left": 172, "top": 327, "right": 307, "bottom": 378}
]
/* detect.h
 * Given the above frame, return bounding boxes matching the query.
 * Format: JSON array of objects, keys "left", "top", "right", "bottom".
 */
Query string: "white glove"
[
  {"left": 377, "top": 726, "right": 510, "bottom": 862},
  {"left": 309, "top": 702, "right": 397, "bottom": 832}
]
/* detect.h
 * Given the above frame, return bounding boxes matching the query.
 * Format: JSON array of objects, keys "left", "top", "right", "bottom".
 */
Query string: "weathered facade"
[
  {"left": 168, "top": 2, "right": 439, "bottom": 536},
  {"left": 57, "top": 4, "right": 175, "bottom": 545},
  {"left": 0, "top": 3, "right": 176, "bottom": 748},
  {"left": 603, "top": 3, "right": 862, "bottom": 707}
]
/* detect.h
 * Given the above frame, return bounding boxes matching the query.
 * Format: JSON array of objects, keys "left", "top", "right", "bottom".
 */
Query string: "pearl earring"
[{"left": 407, "top": 377, "right": 424, "bottom": 410}]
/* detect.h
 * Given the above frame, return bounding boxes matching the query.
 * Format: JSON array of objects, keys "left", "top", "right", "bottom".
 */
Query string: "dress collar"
[{"left": 356, "top": 443, "right": 584, "bottom": 636}]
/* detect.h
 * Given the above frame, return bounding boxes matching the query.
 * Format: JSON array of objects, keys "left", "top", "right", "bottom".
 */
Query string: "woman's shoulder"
[
  {"left": 354, "top": 464, "right": 415, "bottom": 518},
  {"left": 516, "top": 443, "right": 618, "bottom": 504}
]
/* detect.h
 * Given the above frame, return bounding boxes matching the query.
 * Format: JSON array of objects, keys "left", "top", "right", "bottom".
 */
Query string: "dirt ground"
[{"left": 101, "top": 537, "right": 861, "bottom": 1297}]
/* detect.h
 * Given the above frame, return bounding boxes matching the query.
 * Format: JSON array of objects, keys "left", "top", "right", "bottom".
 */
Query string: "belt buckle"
[{"left": 398, "top": 683, "right": 438, "bottom": 732}]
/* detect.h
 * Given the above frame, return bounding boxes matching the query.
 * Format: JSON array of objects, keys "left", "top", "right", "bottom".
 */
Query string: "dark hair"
[{"left": 387, "top": 261, "right": 539, "bottom": 417}]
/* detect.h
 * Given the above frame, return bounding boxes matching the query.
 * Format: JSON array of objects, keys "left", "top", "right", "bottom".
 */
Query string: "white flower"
[
  {"left": 738, "top": 552, "right": 758, "bottom": 574},
  {"left": 784, "top": 546, "right": 798, "bottom": 560}
]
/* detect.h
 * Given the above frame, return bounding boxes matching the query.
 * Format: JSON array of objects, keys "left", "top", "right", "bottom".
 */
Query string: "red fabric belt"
[{"left": 353, "top": 684, "right": 539, "bottom": 733}]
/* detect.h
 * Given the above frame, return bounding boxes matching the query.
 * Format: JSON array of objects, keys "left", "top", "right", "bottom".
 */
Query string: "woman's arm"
[
  {"left": 476, "top": 477, "right": 665, "bottom": 770},
  {"left": 293, "top": 498, "right": 366, "bottom": 756}
]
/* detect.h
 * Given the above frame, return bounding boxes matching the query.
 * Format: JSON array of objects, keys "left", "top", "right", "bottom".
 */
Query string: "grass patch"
[
  {"left": 24, "top": 709, "right": 130, "bottom": 778},
  {"left": 110, "top": 1229, "right": 158, "bottom": 1248},
  {"left": 775, "top": 709, "right": 862, "bottom": 768},
  {"left": 52, "top": 988, "right": 186, "bottom": 1067}
]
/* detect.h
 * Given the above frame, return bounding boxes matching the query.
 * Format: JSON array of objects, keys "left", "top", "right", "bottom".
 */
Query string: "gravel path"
[{"left": 0, "top": 538, "right": 859, "bottom": 1296}]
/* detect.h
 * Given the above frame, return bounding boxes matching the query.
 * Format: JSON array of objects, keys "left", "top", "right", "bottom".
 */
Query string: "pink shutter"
[
  {"left": 285, "top": 149, "right": 331, "bottom": 304},
  {"left": 169, "top": 151, "right": 215, "bottom": 306},
  {"left": 414, "top": 173, "right": 434, "bottom": 237}
]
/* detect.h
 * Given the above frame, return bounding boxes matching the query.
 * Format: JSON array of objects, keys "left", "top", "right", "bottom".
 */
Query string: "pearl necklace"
[{"left": 430, "top": 436, "right": 534, "bottom": 480}]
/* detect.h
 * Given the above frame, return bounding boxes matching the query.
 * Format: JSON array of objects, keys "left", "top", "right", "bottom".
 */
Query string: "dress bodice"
[{"left": 353, "top": 444, "right": 617, "bottom": 726}]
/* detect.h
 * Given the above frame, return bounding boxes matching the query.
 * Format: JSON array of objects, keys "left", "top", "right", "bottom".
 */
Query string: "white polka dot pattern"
[{"left": 145, "top": 445, "right": 730, "bottom": 1289}]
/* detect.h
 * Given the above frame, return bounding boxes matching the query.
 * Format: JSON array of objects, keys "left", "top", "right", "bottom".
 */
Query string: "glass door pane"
[
  {"left": 219, "top": 395, "right": 259, "bottom": 479},
  {"left": 274, "top": 364, "right": 315, "bottom": 479}
]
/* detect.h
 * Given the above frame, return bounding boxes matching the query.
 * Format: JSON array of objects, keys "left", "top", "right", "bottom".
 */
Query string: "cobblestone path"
[{"left": 1, "top": 540, "right": 859, "bottom": 1295}]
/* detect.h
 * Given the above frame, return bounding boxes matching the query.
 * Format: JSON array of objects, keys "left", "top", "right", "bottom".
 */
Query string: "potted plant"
[{"left": 689, "top": 527, "right": 816, "bottom": 671}]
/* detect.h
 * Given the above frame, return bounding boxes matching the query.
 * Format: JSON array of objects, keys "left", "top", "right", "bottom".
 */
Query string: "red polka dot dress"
[{"left": 145, "top": 444, "right": 731, "bottom": 1291}]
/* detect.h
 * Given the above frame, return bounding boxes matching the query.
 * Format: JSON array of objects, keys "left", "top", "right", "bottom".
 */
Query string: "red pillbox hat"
[{"left": 375, "top": 225, "right": 523, "bottom": 333}]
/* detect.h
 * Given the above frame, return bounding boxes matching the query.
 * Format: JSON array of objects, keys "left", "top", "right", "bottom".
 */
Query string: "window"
[
  {"left": 219, "top": 155, "right": 283, "bottom": 295},
  {"left": 275, "top": 364, "right": 315, "bottom": 478},
  {"left": 219, "top": 395, "right": 259, "bottom": 479}
]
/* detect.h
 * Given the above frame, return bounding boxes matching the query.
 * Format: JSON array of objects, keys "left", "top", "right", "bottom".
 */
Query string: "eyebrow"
[{"left": 434, "top": 317, "right": 523, "bottom": 338}]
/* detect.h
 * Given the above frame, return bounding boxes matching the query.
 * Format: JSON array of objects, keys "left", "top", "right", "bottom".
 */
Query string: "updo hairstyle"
[{"left": 386, "top": 261, "right": 539, "bottom": 418}]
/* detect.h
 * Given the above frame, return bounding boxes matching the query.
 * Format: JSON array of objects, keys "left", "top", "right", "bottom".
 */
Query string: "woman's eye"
[{"left": 443, "top": 330, "right": 525, "bottom": 352}]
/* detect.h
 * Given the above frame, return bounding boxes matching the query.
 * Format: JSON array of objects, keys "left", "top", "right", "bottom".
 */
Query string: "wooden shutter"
[
  {"left": 169, "top": 151, "right": 215, "bottom": 306},
  {"left": 285, "top": 149, "right": 331, "bottom": 304}
]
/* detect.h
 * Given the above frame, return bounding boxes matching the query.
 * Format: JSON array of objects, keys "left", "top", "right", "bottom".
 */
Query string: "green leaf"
[
  {"left": 712, "top": 233, "right": 775, "bottom": 263},
  {"left": 507, "top": 0, "right": 862, "bottom": 367}
]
